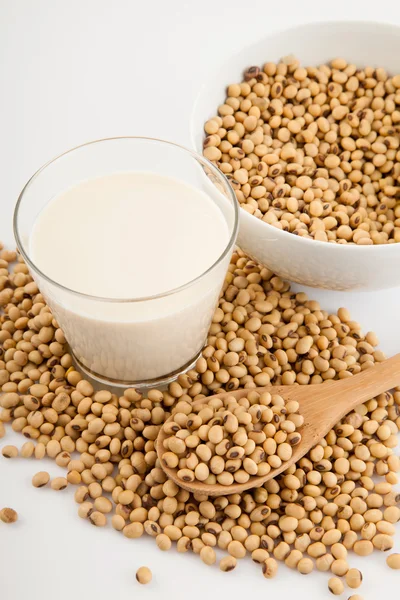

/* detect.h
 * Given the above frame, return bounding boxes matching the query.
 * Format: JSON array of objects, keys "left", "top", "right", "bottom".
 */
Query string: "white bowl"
[{"left": 191, "top": 21, "right": 400, "bottom": 291}]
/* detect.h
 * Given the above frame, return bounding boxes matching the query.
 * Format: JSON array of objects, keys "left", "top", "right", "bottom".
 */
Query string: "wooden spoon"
[{"left": 156, "top": 353, "right": 400, "bottom": 496}]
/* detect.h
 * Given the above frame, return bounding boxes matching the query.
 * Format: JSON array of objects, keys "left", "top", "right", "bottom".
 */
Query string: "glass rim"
[{"left": 13, "top": 136, "right": 240, "bottom": 304}]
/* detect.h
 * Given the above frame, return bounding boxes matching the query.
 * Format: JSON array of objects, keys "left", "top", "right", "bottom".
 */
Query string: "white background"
[{"left": 0, "top": 1, "right": 400, "bottom": 598}]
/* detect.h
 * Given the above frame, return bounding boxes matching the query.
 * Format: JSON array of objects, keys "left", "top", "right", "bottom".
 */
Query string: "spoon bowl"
[{"left": 156, "top": 353, "right": 400, "bottom": 496}]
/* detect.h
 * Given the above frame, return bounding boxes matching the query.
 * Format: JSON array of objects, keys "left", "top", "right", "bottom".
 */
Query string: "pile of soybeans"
[
  {"left": 203, "top": 57, "right": 400, "bottom": 245},
  {"left": 0, "top": 242, "right": 399, "bottom": 596}
]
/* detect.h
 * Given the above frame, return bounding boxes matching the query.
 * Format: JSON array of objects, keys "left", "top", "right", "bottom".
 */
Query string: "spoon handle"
[
  {"left": 330, "top": 352, "right": 400, "bottom": 407},
  {"left": 295, "top": 353, "right": 400, "bottom": 413}
]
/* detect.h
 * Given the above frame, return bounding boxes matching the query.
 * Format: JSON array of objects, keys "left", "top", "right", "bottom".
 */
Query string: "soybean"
[
  {"left": 136, "top": 566, "right": 152, "bottom": 585},
  {"left": 0, "top": 507, "right": 18, "bottom": 523},
  {"left": 386, "top": 553, "right": 400, "bottom": 569},
  {"left": 32, "top": 471, "right": 50, "bottom": 488},
  {"left": 328, "top": 577, "right": 344, "bottom": 595}
]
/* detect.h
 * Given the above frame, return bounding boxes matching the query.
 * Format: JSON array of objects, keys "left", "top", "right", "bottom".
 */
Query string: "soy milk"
[{"left": 30, "top": 172, "right": 231, "bottom": 383}]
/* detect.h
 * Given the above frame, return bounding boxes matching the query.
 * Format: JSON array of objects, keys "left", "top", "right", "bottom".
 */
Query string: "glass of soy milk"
[{"left": 14, "top": 137, "right": 239, "bottom": 387}]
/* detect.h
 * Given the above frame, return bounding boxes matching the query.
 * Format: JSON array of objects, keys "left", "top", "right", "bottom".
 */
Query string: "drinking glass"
[{"left": 14, "top": 137, "right": 239, "bottom": 387}]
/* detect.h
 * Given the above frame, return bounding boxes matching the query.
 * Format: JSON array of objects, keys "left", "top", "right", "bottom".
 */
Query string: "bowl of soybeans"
[{"left": 191, "top": 21, "right": 400, "bottom": 291}]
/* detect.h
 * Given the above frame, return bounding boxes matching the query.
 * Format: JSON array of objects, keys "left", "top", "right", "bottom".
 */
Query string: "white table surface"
[{"left": 1, "top": 1, "right": 399, "bottom": 598}]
